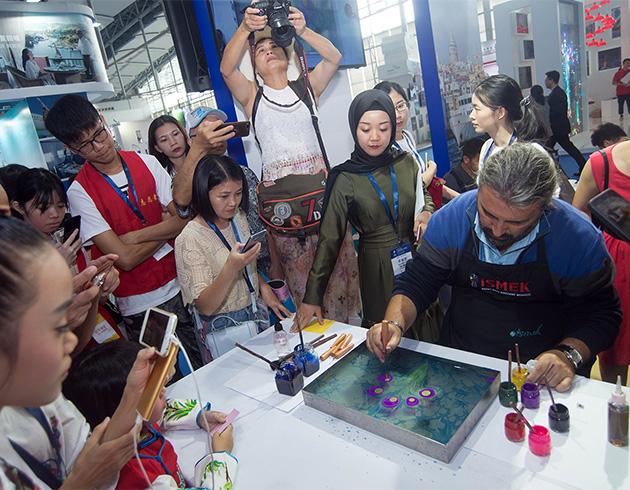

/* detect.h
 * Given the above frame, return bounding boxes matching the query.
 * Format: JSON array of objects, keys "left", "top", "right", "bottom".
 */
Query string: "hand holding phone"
[
  {"left": 241, "top": 229, "right": 267, "bottom": 253},
  {"left": 139, "top": 307, "right": 178, "bottom": 357},
  {"left": 218, "top": 121, "right": 250, "bottom": 138}
]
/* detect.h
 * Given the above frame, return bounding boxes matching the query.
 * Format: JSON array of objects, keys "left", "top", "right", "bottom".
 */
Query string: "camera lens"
[{"left": 267, "top": 2, "right": 295, "bottom": 48}]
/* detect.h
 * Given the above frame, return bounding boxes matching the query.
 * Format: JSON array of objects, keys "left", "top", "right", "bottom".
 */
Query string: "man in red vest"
[
  {"left": 613, "top": 58, "right": 630, "bottom": 119},
  {"left": 45, "top": 94, "right": 202, "bottom": 369}
]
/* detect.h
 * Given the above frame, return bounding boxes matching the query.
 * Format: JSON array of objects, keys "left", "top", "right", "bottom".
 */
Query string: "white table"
[{"left": 167, "top": 320, "right": 629, "bottom": 489}]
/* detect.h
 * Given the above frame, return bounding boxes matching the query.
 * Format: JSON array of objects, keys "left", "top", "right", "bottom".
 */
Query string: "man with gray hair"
[{"left": 366, "top": 143, "right": 620, "bottom": 392}]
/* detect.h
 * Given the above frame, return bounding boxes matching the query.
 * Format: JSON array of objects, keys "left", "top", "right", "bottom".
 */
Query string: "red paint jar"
[
  {"left": 528, "top": 425, "right": 552, "bottom": 456},
  {"left": 504, "top": 412, "right": 526, "bottom": 442}
]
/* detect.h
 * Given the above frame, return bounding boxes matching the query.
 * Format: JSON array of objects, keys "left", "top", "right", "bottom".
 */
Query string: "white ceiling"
[{"left": 91, "top": 0, "right": 175, "bottom": 97}]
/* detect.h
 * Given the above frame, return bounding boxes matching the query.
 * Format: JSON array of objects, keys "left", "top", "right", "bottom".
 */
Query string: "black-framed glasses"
[
  {"left": 394, "top": 101, "right": 409, "bottom": 113},
  {"left": 71, "top": 125, "right": 109, "bottom": 153}
]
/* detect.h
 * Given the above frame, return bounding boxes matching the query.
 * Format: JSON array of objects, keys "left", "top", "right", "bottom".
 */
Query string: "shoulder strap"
[
  {"left": 288, "top": 77, "right": 331, "bottom": 171},
  {"left": 597, "top": 150, "right": 610, "bottom": 191},
  {"left": 250, "top": 86, "right": 264, "bottom": 155}
]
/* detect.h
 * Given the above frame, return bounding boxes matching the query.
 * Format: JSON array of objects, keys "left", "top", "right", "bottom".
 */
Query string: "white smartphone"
[
  {"left": 139, "top": 307, "right": 178, "bottom": 357},
  {"left": 241, "top": 229, "right": 267, "bottom": 253}
]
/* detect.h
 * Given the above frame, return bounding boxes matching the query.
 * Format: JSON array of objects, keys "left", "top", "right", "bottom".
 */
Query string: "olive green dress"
[{"left": 303, "top": 153, "right": 435, "bottom": 327}]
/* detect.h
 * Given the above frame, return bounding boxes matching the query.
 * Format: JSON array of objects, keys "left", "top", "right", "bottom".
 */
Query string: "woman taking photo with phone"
[
  {"left": 294, "top": 90, "right": 434, "bottom": 332},
  {"left": 175, "top": 155, "right": 291, "bottom": 363},
  {"left": 0, "top": 217, "right": 149, "bottom": 489}
]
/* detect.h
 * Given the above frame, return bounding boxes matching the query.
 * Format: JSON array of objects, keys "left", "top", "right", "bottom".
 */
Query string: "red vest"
[{"left": 74, "top": 151, "right": 177, "bottom": 298}]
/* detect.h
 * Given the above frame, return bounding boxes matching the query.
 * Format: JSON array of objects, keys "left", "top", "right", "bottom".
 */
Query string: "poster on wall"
[
  {"left": 0, "top": 12, "right": 106, "bottom": 91},
  {"left": 516, "top": 12, "right": 529, "bottom": 34},
  {"left": 0, "top": 99, "right": 46, "bottom": 168},
  {"left": 429, "top": 0, "right": 486, "bottom": 164},
  {"left": 522, "top": 40, "right": 534, "bottom": 60},
  {"left": 611, "top": 7, "right": 621, "bottom": 39},
  {"left": 212, "top": 0, "right": 365, "bottom": 69},
  {"left": 518, "top": 66, "right": 532, "bottom": 89},
  {"left": 598, "top": 47, "right": 621, "bottom": 71}
]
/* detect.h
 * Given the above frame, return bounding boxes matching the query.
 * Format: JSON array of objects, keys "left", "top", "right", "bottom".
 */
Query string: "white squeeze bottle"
[{"left": 608, "top": 375, "right": 629, "bottom": 447}]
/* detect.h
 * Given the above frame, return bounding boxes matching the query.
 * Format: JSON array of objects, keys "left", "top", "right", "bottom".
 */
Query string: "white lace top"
[{"left": 254, "top": 83, "right": 325, "bottom": 181}]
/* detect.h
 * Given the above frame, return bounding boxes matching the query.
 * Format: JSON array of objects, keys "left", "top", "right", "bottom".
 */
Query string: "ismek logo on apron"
[
  {"left": 510, "top": 324, "right": 543, "bottom": 338},
  {"left": 469, "top": 273, "right": 532, "bottom": 297}
]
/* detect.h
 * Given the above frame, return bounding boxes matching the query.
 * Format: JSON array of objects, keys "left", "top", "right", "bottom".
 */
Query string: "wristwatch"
[{"left": 555, "top": 344, "right": 584, "bottom": 372}]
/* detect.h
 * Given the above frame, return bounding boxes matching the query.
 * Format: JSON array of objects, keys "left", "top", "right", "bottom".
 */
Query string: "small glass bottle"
[
  {"left": 528, "top": 425, "right": 552, "bottom": 457},
  {"left": 608, "top": 375, "right": 629, "bottom": 447},
  {"left": 273, "top": 322, "right": 290, "bottom": 356}
]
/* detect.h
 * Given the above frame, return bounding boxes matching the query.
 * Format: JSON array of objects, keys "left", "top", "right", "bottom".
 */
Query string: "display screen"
[
  {"left": 211, "top": 0, "right": 366, "bottom": 69},
  {"left": 141, "top": 310, "right": 170, "bottom": 350}
]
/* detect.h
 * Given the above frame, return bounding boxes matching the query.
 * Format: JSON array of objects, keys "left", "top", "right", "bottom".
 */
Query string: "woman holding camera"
[{"left": 220, "top": 3, "right": 361, "bottom": 326}]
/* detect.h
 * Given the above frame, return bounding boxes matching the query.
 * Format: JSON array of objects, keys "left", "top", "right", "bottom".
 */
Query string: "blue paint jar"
[
  {"left": 275, "top": 360, "right": 304, "bottom": 396},
  {"left": 293, "top": 343, "right": 320, "bottom": 377}
]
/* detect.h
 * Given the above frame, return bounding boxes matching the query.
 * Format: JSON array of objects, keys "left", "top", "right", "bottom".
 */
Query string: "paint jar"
[
  {"left": 293, "top": 343, "right": 320, "bottom": 377},
  {"left": 511, "top": 367, "right": 529, "bottom": 391},
  {"left": 520, "top": 382, "right": 540, "bottom": 409},
  {"left": 274, "top": 360, "right": 304, "bottom": 396},
  {"left": 499, "top": 381, "right": 518, "bottom": 407},
  {"left": 504, "top": 412, "right": 526, "bottom": 442},
  {"left": 528, "top": 425, "right": 552, "bottom": 457},
  {"left": 548, "top": 403, "right": 570, "bottom": 433},
  {"left": 381, "top": 396, "right": 401, "bottom": 415}
]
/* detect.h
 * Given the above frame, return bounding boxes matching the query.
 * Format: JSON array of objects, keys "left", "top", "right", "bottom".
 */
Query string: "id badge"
[{"left": 390, "top": 242, "right": 413, "bottom": 278}]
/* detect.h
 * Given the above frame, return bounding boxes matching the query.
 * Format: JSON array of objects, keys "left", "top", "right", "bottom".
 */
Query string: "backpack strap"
[
  {"left": 591, "top": 149, "right": 610, "bottom": 192},
  {"left": 250, "top": 86, "right": 264, "bottom": 154}
]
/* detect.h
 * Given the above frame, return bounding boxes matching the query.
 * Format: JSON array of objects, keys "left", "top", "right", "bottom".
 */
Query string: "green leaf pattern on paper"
[
  {"left": 163, "top": 399, "right": 198, "bottom": 422},
  {"left": 201, "top": 460, "right": 232, "bottom": 490}
]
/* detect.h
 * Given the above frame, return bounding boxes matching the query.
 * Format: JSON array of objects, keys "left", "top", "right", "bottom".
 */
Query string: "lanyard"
[
  {"left": 394, "top": 134, "right": 425, "bottom": 172},
  {"left": 206, "top": 219, "right": 257, "bottom": 302},
  {"left": 367, "top": 165, "right": 401, "bottom": 241},
  {"left": 94, "top": 154, "right": 146, "bottom": 224},
  {"left": 9, "top": 408, "right": 65, "bottom": 489},
  {"left": 482, "top": 133, "right": 517, "bottom": 164}
]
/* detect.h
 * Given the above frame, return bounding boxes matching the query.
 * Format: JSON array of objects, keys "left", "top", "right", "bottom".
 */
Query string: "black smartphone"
[
  {"left": 62, "top": 215, "right": 81, "bottom": 242},
  {"left": 219, "top": 121, "right": 250, "bottom": 138},
  {"left": 588, "top": 189, "right": 630, "bottom": 242},
  {"left": 241, "top": 229, "right": 267, "bottom": 253}
]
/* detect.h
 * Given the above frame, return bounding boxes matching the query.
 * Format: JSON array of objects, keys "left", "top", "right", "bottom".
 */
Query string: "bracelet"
[{"left": 384, "top": 320, "right": 403, "bottom": 333}]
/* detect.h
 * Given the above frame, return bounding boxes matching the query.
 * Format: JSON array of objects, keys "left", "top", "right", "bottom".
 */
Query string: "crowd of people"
[{"left": 0, "top": 4, "right": 627, "bottom": 489}]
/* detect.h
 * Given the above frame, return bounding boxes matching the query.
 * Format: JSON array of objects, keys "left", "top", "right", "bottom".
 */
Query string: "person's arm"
[
  {"left": 423, "top": 160, "right": 437, "bottom": 187},
  {"left": 91, "top": 230, "right": 164, "bottom": 272},
  {"left": 172, "top": 124, "right": 234, "bottom": 208},
  {"left": 293, "top": 174, "right": 350, "bottom": 330},
  {"left": 118, "top": 202, "right": 188, "bottom": 244},
  {"left": 289, "top": 8, "right": 341, "bottom": 100},
  {"left": 572, "top": 159, "right": 599, "bottom": 215},
  {"left": 194, "top": 243, "right": 261, "bottom": 316},
  {"left": 266, "top": 232, "right": 284, "bottom": 279},
  {"left": 442, "top": 184, "right": 460, "bottom": 201},
  {"left": 612, "top": 69, "right": 623, "bottom": 86},
  {"left": 219, "top": 6, "right": 263, "bottom": 112}
]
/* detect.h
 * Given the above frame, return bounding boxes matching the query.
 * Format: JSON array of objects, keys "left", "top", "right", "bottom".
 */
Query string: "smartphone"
[
  {"left": 588, "top": 188, "right": 630, "bottom": 242},
  {"left": 139, "top": 307, "right": 178, "bottom": 357},
  {"left": 241, "top": 229, "right": 267, "bottom": 253},
  {"left": 62, "top": 215, "right": 81, "bottom": 243},
  {"left": 219, "top": 121, "right": 250, "bottom": 138}
]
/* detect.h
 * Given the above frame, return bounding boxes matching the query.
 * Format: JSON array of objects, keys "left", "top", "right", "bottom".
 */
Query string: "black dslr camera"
[{"left": 250, "top": 1, "right": 295, "bottom": 48}]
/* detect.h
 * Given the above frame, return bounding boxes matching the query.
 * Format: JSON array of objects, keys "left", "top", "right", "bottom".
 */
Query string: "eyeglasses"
[
  {"left": 72, "top": 125, "right": 109, "bottom": 153},
  {"left": 394, "top": 101, "right": 409, "bottom": 113}
]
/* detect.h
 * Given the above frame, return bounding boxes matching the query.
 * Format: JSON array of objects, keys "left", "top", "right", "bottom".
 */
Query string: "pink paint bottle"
[{"left": 528, "top": 425, "right": 552, "bottom": 456}]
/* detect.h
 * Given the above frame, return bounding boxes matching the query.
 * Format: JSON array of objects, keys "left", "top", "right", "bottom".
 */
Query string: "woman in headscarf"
[{"left": 293, "top": 90, "right": 434, "bottom": 330}]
